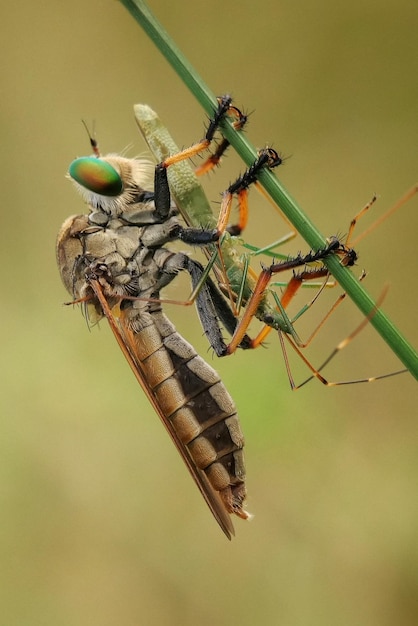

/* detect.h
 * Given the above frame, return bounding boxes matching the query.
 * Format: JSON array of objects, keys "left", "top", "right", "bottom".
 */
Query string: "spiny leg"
[
  {"left": 219, "top": 148, "right": 283, "bottom": 236},
  {"left": 149, "top": 149, "right": 283, "bottom": 288},
  {"left": 260, "top": 254, "right": 367, "bottom": 351},
  {"left": 162, "top": 95, "right": 237, "bottom": 169},
  {"left": 205, "top": 148, "right": 283, "bottom": 312},
  {"left": 154, "top": 96, "right": 283, "bottom": 245},
  {"left": 195, "top": 103, "right": 249, "bottom": 175},
  {"left": 223, "top": 237, "right": 344, "bottom": 355},
  {"left": 250, "top": 267, "right": 340, "bottom": 349},
  {"left": 194, "top": 101, "right": 298, "bottom": 248},
  {"left": 160, "top": 96, "right": 283, "bottom": 240}
]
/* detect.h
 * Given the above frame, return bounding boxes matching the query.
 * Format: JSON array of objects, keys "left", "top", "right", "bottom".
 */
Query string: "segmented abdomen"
[{"left": 122, "top": 307, "right": 248, "bottom": 519}]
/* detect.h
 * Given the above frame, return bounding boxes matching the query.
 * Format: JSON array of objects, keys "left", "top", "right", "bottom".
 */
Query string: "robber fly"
[{"left": 57, "top": 98, "right": 343, "bottom": 537}]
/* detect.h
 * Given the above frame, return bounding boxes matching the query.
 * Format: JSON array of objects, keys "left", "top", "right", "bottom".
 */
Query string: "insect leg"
[
  {"left": 162, "top": 95, "right": 236, "bottom": 168},
  {"left": 224, "top": 237, "right": 344, "bottom": 355},
  {"left": 348, "top": 184, "right": 417, "bottom": 247},
  {"left": 184, "top": 257, "right": 252, "bottom": 355},
  {"left": 152, "top": 164, "right": 221, "bottom": 243},
  {"left": 220, "top": 148, "right": 283, "bottom": 236},
  {"left": 279, "top": 286, "right": 407, "bottom": 389},
  {"left": 195, "top": 103, "right": 249, "bottom": 176},
  {"left": 147, "top": 248, "right": 251, "bottom": 356}
]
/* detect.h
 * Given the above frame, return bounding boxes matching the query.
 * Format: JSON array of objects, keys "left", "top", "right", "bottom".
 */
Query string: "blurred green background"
[{"left": 1, "top": 1, "right": 417, "bottom": 624}]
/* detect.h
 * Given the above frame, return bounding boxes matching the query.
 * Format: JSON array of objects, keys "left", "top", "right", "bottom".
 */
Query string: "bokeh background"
[{"left": 1, "top": 1, "right": 417, "bottom": 624}]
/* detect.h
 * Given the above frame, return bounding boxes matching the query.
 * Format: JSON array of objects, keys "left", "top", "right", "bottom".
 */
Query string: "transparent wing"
[{"left": 89, "top": 279, "right": 235, "bottom": 540}]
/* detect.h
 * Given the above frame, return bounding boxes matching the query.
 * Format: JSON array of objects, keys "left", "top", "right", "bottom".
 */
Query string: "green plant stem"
[{"left": 119, "top": 0, "right": 417, "bottom": 379}]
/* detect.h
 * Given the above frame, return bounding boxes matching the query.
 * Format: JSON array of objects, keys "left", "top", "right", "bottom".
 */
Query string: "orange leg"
[
  {"left": 346, "top": 185, "right": 418, "bottom": 247},
  {"left": 224, "top": 238, "right": 344, "bottom": 355},
  {"left": 195, "top": 104, "right": 248, "bottom": 176},
  {"left": 279, "top": 283, "right": 405, "bottom": 389},
  {"left": 162, "top": 95, "right": 239, "bottom": 169}
]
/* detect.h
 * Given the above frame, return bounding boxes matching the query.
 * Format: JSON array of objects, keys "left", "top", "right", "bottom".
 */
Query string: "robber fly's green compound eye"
[{"left": 69, "top": 157, "right": 123, "bottom": 196}]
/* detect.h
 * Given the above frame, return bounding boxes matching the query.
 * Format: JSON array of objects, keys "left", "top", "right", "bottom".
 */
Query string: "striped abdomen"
[{"left": 121, "top": 305, "right": 249, "bottom": 519}]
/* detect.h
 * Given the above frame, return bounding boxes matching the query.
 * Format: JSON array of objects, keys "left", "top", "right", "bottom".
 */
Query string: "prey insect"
[
  {"left": 57, "top": 99, "right": 344, "bottom": 538},
  {"left": 135, "top": 99, "right": 409, "bottom": 387}
]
